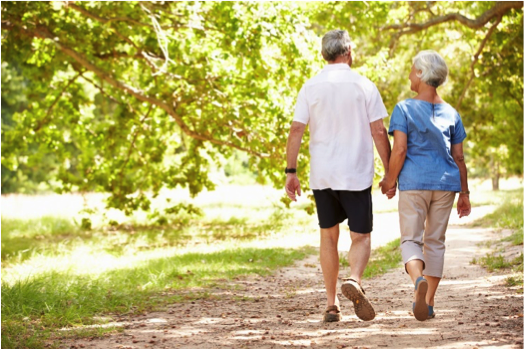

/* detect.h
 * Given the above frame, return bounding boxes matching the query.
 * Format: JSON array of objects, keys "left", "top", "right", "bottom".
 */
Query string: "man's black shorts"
[{"left": 312, "top": 187, "right": 373, "bottom": 233}]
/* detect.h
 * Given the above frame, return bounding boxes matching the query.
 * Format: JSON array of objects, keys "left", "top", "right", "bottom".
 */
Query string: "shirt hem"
[
  {"left": 399, "top": 185, "right": 461, "bottom": 192},
  {"left": 311, "top": 183, "right": 374, "bottom": 192}
]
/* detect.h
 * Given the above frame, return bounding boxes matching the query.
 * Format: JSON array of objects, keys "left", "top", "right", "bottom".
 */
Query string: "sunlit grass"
[
  {"left": 2, "top": 181, "right": 519, "bottom": 347},
  {"left": 1, "top": 185, "right": 319, "bottom": 348},
  {"left": 363, "top": 238, "right": 402, "bottom": 278},
  {"left": 471, "top": 189, "right": 524, "bottom": 278},
  {"left": 2, "top": 247, "right": 315, "bottom": 322},
  {"left": 471, "top": 188, "right": 523, "bottom": 230}
]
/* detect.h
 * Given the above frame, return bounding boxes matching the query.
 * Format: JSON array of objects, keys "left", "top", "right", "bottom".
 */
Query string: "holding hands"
[{"left": 379, "top": 175, "right": 397, "bottom": 199}]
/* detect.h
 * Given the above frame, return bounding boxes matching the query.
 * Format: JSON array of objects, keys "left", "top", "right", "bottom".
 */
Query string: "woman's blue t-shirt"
[{"left": 388, "top": 99, "right": 467, "bottom": 192}]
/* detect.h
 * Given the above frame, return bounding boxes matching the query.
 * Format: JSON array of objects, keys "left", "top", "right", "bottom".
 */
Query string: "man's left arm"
[{"left": 285, "top": 121, "right": 306, "bottom": 202}]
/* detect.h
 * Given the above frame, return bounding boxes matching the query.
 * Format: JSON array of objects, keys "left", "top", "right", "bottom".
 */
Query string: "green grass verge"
[
  {"left": 474, "top": 188, "right": 524, "bottom": 237},
  {"left": 2, "top": 246, "right": 315, "bottom": 348},
  {"left": 363, "top": 238, "right": 402, "bottom": 279},
  {"left": 469, "top": 188, "right": 523, "bottom": 291},
  {"left": 338, "top": 239, "right": 402, "bottom": 279},
  {"left": 470, "top": 253, "right": 523, "bottom": 273},
  {"left": 506, "top": 274, "right": 524, "bottom": 288}
]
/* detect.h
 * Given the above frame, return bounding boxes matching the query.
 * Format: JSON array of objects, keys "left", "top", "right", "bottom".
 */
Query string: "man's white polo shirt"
[{"left": 293, "top": 63, "right": 388, "bottom": 191}]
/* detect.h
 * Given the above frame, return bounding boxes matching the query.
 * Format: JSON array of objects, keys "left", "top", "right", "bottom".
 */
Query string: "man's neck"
[{"left": 327, "top": 57, "right": 349, "bottom": 65}]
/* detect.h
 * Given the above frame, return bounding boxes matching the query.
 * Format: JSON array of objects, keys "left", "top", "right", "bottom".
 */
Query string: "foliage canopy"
[{"left": 2, "top": 1, "right": 522, "bottom": 213}]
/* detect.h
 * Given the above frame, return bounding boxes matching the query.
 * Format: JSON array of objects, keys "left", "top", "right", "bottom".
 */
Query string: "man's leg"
[
  {"left": 340, "top": 231, "right": 375, "bottom": 321},
  {"left": 347, "top": 231, "right": 371, "bottom": 285},
  {"left": 320, "top": 224, "right": 340, "bottom": 312}
]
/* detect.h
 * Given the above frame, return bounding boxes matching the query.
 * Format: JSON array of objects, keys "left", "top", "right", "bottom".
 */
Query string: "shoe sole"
[
  {"left": 414, "top": 280, "right": 429, "bottom": 321},
  {"left": 341, "top": 282, "right": 375, "bottom": 321}
]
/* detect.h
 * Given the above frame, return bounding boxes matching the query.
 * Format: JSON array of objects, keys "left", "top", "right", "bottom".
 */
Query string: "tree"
[
  {"left": 2, "top": 1, "right": 320, "bottom": 213},
  {"left": 2, "top": 1, "right": 522, "bottom": 215}
]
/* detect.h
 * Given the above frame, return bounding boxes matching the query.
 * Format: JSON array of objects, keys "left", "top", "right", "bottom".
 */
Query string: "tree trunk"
[
  {"left": 492, "top": 174, "right": 500, "bottom": 191},
  {"left": 490, "top": 154, "right": 500, "bottom": 191}
]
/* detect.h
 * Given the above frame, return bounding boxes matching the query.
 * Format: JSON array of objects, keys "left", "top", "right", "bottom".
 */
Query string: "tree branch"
[
  {"left": 506, "top": 85, "right": 524, "bottom": 109},
  {"left": 10, "top": 21, "right": 270, "bottom": 158},
  {"left": 34, "top": 72, "right": 82, "bottom": 132},
  {"left": 118, "top": 104, "right": 154, "bottom": 192},
  {"left": 67, "top": 3, "right": 155, "bottom": 29},
  {"left": 68, "top": 3, "right": 165, "bottom": 73},
  {"left": 67, "top": 3, "right": 182, "bottom": 30},
  {"left": 382, "top": 1, "right": 522, "bottom": 34},
  {"left": 456, "top": 16, "right": 503, "bottom": 110}
]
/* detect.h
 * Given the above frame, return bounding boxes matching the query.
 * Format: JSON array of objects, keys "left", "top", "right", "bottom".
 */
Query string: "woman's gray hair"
[
  {"left": 321, "top": 30, "right": 351, "bottom": 62},
  {"left": 413, "top": 50, "right": 448, "bottom": 88}
]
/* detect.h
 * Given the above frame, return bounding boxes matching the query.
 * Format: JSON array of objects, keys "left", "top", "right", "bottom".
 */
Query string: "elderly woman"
[{"left": 380, "top": 50, "right": 472, "bottom": 321}]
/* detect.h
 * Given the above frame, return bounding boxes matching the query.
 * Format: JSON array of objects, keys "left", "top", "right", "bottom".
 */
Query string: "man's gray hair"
[
  {"left": 322, "top": 30, "right": 351, "bottom": 62},
  {"left": 413, "top": 50, "right": 448, "bottom": 88}
]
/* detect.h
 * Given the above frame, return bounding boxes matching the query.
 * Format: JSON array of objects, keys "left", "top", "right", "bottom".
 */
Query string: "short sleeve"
[
  {"left": 388, "top": 104, "right": 408, "bottom": 136},
  {"left": 293, "top": 86, "right": 309, "bottom": 125},
  {"left": 366, "top": 83, "right": 388, "bottom": 123},
  {"left": 451, "top": 112, "right": 467, "bottom": 144}
]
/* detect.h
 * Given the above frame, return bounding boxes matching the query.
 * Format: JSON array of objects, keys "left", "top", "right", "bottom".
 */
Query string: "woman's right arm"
[
  {"left": 451, "top": 142, "right": 471, "bottom": 218},
  {"left": 379, "top": 130, "right": 407, "bottom": 195}
]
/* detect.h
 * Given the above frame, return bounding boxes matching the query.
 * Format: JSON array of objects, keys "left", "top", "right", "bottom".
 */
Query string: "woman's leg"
[
  {"left": 425, "top": 276, "right": 441, "bottom": 306},
  {"left": 399, "top": 191, "right": 432, "bottom": 320},
  {"left": 406, "top": 259, "right": 424, "bottom": 284},
  {"left": 399, "top": 191, "right": 431, "bottom": 279},
  {"left": 423, "top": 191, "right": 455, "bottom": 307}
]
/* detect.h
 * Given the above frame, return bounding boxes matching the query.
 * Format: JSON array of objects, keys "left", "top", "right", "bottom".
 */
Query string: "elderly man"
[{"left": 285, "top": 30, "right": 392, "bottom": 322}]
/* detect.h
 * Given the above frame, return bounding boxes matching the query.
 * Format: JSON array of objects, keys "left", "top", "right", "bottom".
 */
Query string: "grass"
[
  {"left": 2, "top": 238, "right": 315, "bottom": 348},
  {"left": 1, "top": 186, "right": 319, "bottom": 348},
  {"left": 474, "top": 188, "right": 524, "bottom": 234},
  {"left": 2, "top": 246, "right": 314, "bottom": 322},
  {"left": 470, "top": 253, "right": 523, "bottom": 273},
  {"left": 1, "top": 216, "right": 84, "bottom": 261},
  {"left": 338, "top": 238, "right": 402, "bottom": 279},
  {"left": 3, "top": 181, "right": 516, "bottom": 347},
  {"left": 363, "top": 238, "right": 402, "bottom": 278},
  {"left": 469, "top": 188, "right": 523, "bottom": 291},
  {"left": 506, "top": 274, "right": 524, "bottom": 288}
]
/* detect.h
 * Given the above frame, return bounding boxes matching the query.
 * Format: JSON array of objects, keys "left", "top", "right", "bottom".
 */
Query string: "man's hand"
[
  {"left": 285, "top": 174, "right": 302, "bottom": 202},
  {"left": 457, "top": 194, "right": 471, "bottom": 218},
  {"left": 379, "top": 176, "right": 397, "bottom": 199}
]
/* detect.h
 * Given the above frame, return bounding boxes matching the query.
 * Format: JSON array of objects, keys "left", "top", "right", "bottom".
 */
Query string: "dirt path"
[{"left": 64, "top": 214, "right": 523, "bottom": 349}]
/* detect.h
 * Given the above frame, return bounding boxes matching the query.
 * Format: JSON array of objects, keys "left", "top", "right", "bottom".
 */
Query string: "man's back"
[{"left": 294, "top": 63, "right": 387, "bottom": 191}]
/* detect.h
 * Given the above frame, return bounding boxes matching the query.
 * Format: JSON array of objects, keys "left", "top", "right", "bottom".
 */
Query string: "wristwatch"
[
  {"left": 285, "top": 168, "right": 297, "bottom": 174},
  {"left": 459, "top": 190, "right": 470, "bottom": 195}
]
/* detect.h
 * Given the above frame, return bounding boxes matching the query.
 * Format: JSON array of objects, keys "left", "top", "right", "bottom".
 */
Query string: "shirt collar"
[{"left": 322, "top": 63, "right": 351, "bottom": 72}]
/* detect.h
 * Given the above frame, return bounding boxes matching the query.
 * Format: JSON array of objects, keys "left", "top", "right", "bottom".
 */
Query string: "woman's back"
[{"left": 388, "top": 98, "right": 466, "bottom": 192}]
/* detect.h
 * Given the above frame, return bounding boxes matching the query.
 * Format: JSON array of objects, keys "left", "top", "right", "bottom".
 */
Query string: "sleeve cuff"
[
  {"left": 451, "top": 134, "right": 466, "bottom": 144},
  {"left": 369, "top": 114, "right": 389, "bottom": 123},
  {"left": 388, "top": 124, "right": 407, "bottom": 136},
  {"left": 292, "top": 118, "right": 308, "bottom": 125}
]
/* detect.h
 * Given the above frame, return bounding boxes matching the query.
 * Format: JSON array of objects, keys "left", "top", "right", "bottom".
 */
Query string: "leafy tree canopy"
[{"left": 2, "top": 1, "right": 522, "bottom": 215}]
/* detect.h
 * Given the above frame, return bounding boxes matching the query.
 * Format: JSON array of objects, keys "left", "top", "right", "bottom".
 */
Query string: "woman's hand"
[{"left": 457, "top": 194, "right": 471, "bottom": 218}]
